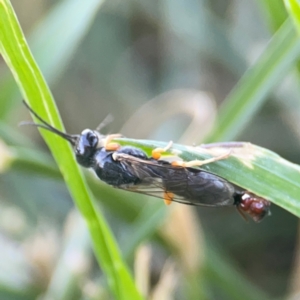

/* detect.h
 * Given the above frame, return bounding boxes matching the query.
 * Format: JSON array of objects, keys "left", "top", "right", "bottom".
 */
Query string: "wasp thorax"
[{"left": 75, "top": 129, "right": 99, "bottom": 167}]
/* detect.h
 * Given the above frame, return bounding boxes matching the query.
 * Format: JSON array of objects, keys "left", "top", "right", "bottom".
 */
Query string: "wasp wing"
[{"left": 114, "top": 153, "right": 236, "bottom": 207}]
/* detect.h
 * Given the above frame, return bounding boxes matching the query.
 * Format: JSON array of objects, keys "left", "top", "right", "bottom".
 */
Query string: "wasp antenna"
[
  {"left": 22, "top": 100, "right": 78, "bottom": 145},
  {"left": 19, "top": 121, "right": 64, "bottom": 134},
  {"left": 96, "top": 114, "right": 114, "bottom": 132},
  {"left": 22, "top": 100, "right": 55, "bottom": 128}
]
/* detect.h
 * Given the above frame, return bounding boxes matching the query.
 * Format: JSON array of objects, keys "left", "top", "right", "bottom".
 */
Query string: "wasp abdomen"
[{"left": 161, "top": 167, "right": 236, "bottom": 206}]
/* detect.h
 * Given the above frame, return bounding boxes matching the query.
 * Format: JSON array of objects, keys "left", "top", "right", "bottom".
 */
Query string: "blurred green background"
[{"left": 1, "top": 0, "right": 300, "bottom": 299}]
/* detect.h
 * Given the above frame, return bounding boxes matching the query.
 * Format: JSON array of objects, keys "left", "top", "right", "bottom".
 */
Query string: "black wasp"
[{"left": 22, "top": 101, "right": 271, "bottom": 222}]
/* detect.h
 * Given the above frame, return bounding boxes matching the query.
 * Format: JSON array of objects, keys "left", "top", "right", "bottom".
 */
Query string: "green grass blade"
[
  {"left": 285, "top": 0, "right": 300, "bottom": 34},
  {"left": 0, "top": 0, "right": 104, "bottom": 119},
  {"left": 114, "top": 138, "right": 300, "bottom": 218},
  {"left": 206, "top": 20, "right": 300, "bottom": 142},
  {"left": 258, "top": 0, "right": 287, "bottom": 31},
  {"left": 0, "top": 1, "right": 142, "bottom": 299}
]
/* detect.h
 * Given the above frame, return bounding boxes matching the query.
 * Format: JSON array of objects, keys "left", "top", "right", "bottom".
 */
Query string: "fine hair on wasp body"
[{"left": 22, "top": 101, "right": 271, "bottom": 222}]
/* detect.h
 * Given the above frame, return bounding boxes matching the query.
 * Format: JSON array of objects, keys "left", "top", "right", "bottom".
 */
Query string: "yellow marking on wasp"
[
  {"left": 102, "top": 134, "right": 122, "bottom": 151},
  {"left": 152, "top": 141, "right": 173, "bottom": 160},
  {"left": 105, "top": 143, "right": 120, "bottom": 151},
  {"left": 164, "top": 191, "right": 174, "bottom": 206}
]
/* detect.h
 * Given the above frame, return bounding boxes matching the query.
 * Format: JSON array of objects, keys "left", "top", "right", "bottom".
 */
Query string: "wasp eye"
[{"left": 87, "top": 131, "right": 98, "bottom": 147}]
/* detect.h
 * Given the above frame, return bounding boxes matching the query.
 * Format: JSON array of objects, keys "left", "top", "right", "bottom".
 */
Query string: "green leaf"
[
  {"left": 114, "top": 138, "right": 300, "bottom": 218},
  {"left": 206, "top": 20, "right": 300, "bottom": 142},
  {"left": 0, "top": 1, "right": 142, "bottom": 299},
  {"left": 258, "top": 0, "right": 288, "bottom": 31},
  {"left": 284, "top": 0, "right": 300, "bottom": 34}
]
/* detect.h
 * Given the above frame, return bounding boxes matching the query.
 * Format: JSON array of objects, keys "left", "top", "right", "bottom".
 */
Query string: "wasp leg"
[
  {"left": 152, "top": 141, "right": 173, "bottom": 160},
  {"left": 201, "top": 142, "right": 246, "bottom": 149},
  {"left": 112, "top": 146, "right": 149, "bottom": 162},
  {"left": 171, "top": 150, "right": 231, "bottom": 167},
  {"left": 164, "top": 191, "right": 174, "bottom": 206},
  {"left": 103, "top": 134, "right": 123, "bottom": 151}
]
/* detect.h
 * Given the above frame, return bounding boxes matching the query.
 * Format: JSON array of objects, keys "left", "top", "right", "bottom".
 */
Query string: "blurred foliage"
[
  {"left": 0, "top": 0, "right": 300, "bottom": 299},
  {"left": 284, "top": 0, "right": 300, "bottom": 34},
  {"left": 0, "top": 0, "right": 142, "bottom": 299}
]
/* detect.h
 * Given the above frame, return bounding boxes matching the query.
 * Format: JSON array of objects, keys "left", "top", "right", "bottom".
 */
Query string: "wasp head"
[
  {"left": 21, "top": 101, "right": 105, "bottom": 168},
  {"left": 75, "top": 129, "right": 102, "bottom": 167}
]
